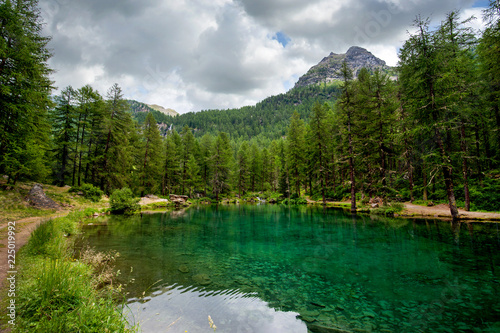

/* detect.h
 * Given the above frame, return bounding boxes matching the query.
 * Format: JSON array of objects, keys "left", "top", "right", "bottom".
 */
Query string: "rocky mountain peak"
[{"left": 293, "top": 46, "right": 391, "bottom": 89}]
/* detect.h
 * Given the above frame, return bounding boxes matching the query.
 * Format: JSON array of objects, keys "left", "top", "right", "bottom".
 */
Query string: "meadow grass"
[{"left": 5, "top": 212, "right": 136, "bottom": 333}]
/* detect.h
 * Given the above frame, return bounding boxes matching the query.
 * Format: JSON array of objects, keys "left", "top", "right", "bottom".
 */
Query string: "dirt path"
[
  {"left": 399, "top": 203, "right": 500, "bottom": 221},
  {"left": 0, "top": 212, "right": 69, "bottom": 291}
]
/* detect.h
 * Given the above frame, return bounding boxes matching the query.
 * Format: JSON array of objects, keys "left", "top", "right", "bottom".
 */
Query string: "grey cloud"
[{"left": 38, "top": 0, "right": 484, "bottom": 113}]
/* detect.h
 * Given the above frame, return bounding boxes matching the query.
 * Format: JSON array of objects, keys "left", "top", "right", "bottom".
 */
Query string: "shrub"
[
  {"left": 110, "top": 188, "right": 140, "bottom": 215},
  {"left": 69, "top": 184, "right": 103, "bottom": 202}
]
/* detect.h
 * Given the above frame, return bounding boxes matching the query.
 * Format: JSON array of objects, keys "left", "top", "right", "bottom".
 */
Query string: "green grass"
[{"left": 3, "top": 212, "right": 136, "bottom": 333}]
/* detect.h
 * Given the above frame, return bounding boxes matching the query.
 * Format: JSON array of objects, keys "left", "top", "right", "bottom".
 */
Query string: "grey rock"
[
  {"left": 294, "top": 46, "right": 393, "bottom": 89},
  {"left": 25, "top": 183, "right": 60, "bottom": 209}
]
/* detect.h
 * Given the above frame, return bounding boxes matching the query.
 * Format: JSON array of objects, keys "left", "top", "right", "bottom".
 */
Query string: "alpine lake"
[{"left": 80, "top": 205, "right": 500, "bottom": 333}]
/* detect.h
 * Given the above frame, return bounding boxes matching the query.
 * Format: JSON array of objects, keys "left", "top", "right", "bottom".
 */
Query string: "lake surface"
[{"left": 81, "top": 205, "right": 500, "bottom": 333}]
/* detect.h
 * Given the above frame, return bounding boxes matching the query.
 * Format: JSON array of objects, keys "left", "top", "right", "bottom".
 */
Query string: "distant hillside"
[
  {"left": 167, "top": 84, "right": 340, "bottom": 142},
  {"left": 127, "top": 100, "right": 158, "bottom": 114},
  {"left": 148, "top": 104, "right": 178, "bottom": 117},
  {"left": 127, "top": 46, "right": 394, "bottom": 141},
  {"left": 294, "top": 46, "right": 394, "bottom": 88}
]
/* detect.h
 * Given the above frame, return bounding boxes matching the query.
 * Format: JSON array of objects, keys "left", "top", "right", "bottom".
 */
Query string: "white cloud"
[{"left": 40, "top": 0, "right": 485, "bottom": 114}]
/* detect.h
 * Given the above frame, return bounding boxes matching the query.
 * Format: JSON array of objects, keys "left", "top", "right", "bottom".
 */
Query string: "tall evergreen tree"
[
  {"left": 199, "top": 133, "right": 214, "bottom": 196},
  {"left": 236, "top": 141, "right": 250, "bottom": 197},
  {"left": 100, "top": 83, "right": 133, "bottom": 193},
  {"left": 211, "top": 132, "right": 233, "bottom": 201},
  {"left": 51, "top": 86, "right": 76, "bottom": 186},
  {"left": 140, "top": 112, "right": 163, "bottom": 196},
  {"left": 307, "top": 103, "right": 330, "bottom": 204},
  {"left": 0, "top": 0, "right": 53, "bottom": 183},
  {"left": 180, "top": 125, "right": 196, "bottom": 194},
  {"left": 399, "top": 16, "right": 460, "bottom": 219},
  {"left": 286, "top": 111, "right": 306, "bottom": 197},
  {"left": 337, "top": 61, "right": 357, "bottom": 213},
  {"left": 478, "top": 1, "right": 500, "bottom": 164}
]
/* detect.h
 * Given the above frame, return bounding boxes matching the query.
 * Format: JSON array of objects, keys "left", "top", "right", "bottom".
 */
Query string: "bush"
[
  {"left": 281, "top": 197, "right": 308, "bottom": 205},
  {"left": 69, "top": 184, "right": 103, "bottom": 202},
  {"left": 109, "top": 188, "right": 140, "bottom": 215}
]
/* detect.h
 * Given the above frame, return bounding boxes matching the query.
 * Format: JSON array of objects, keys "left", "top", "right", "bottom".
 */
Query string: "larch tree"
[
  {"left": 140, "top": 112, "right": 164, "bottom": 196},
  {"left": 0, "top": 0, "right": 53, "bottom": 184},
  {"left": 399, "top": 16, "right": 460, "bottom": 219},
  {"left": 51, "top": 86, "right": 76, "bottom": 187},
  {"left": 337, "top": 61, "right": 357, "bottom": 213},
  {"left": 286, "top": 111, "right": 306, "bottom": 197}
]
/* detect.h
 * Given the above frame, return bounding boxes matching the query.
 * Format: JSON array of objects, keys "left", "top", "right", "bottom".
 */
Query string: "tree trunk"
[
  {"left": 348, "top": 112, "right": 356, "bottom": 213},
  {"left": 435, "top": 127, "right": 459, "bottom": 219},
  {"left": 460, "top": 121, "right": 470, "bottom": 211}
]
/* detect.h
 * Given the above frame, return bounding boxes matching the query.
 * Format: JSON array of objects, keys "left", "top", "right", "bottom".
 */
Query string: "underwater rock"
[
  {"left": 311, "top": 301, "right": 327, "bottom": 308},
  {"left": 193, "top": 274, "right": 212, "bottom": 285},
  {"left": 178, "top": 264, "right": 189, "bottom": 273},
  {"left": 307, "top": 324, "right": 352, "bottom": 333},
  {"left": 302, "top": 310, "right": 320, "bottom": 317},
  {"left": 301, "top": 316, "right": 317, "bottom": 323},
  {"left": 362, "top": 311, "right": 377, "bottom": 318}
]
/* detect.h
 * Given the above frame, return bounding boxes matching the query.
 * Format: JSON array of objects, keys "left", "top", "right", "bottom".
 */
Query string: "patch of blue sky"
[
  {"left": 472, "top": 0, "right": 490, "bottom": 8},
  {"left": 272, "top": 31, "right": 291, "bottom": 48}
]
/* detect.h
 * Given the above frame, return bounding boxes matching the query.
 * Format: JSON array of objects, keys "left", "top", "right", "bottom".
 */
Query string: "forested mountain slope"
[{"left": 130, "top": 82, "right": 341, "bottom": 141}]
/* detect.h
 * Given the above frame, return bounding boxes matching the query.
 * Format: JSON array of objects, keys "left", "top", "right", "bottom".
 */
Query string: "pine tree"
[
  {"left": 51, "top": 86, "right": 76, "bottom": 186},
  {"left": 236, "top": 141, "right": 250, "bottom": 197},
  {"left": 0, "top": 0, "right": 53, "bottom": 183},
  {"left": 249, "top": 143, "right": 261, "bottom": 192},
  {"left": 180, "top": 125, "right": 196, "bottom": 195},
  {"left": 162, "top": 134, "right": 179, "bottom": 196},
  {"left": 211, "top": 132, "right": 233, "bottom": 201},
  {"left": 199, "top": 133, "right": 214, "bottom": 196},
  {"left": 100, "top": 83, "right": 133, "bottom": 193},
  {"left": 478, "top": 1, "right": 500, "bottom": 165},
  {"left": 185, "top": 154, "right": 201, "bottom": 197},
  {"left": 140, "top": 112, "right": 164, "bottom": 196},
  {"left": 308, "top": 103, "right": 330, "bottom": 204},
  {"left": 399, "top": 16, "right": 460, "bottom": 219},
  {"left": 286, "top": 111, "right": 306, "bottom": 197},
  {"left": 337, "top": 61, "right": 357, "bottom": 213}
]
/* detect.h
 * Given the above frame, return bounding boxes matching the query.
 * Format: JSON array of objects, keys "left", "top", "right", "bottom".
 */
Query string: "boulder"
[
  {"left": 25, "top": 184, "right": 60, "bottom": 209},
  {"left": 169, "top": 194, "right": 190, "bottom": 207},
  {"left": 369, "top": 197, "right": 383, "bottom": 207}
]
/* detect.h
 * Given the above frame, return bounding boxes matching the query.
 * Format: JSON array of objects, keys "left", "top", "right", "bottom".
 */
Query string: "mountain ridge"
[{"left": 294, "top": 46, "right": 393, "bottom": 88}]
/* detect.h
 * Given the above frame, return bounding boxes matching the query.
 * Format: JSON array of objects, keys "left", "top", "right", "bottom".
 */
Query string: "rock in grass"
[{"left": 25, "top": 183, "right": 60, "bottom": 209}]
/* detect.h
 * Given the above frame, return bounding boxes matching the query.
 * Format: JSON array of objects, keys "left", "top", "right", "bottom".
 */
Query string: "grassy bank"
[{"left": 1, "top": 211, "right": 136, "bottom": 332}]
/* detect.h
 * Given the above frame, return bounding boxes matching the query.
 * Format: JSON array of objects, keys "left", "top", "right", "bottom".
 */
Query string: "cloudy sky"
[{"left": 39, "top": 0, "right": 490, "bottom": 114}]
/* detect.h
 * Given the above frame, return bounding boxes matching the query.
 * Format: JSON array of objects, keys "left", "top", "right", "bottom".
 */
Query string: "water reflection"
[{"left": 124, "top": 284, "right": 307, "bottom": 333}]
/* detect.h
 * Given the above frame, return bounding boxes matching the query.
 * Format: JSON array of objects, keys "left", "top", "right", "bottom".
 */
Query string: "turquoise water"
[{"left": 81, "top": 205, "right": 500, "bottom": 333}]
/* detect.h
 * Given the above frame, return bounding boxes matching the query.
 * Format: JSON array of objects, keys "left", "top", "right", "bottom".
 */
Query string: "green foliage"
[
  {"left": 15, "top": 213, "right": 135, "bottom": 333},
  {"left": 109, "top": 188, "right": 140, "bottom": 215},
  {"left": 0, "top": 0, "right": 54, "bottom": 184},
  {"left": 69, "top": 184, "right": 103, "bottom": 202},
  {"left": 371, "top": 202, "right": 405, "bottom": 216},
  {"left": 281, "top": 197, "right": 308, "bottom": 205},
  {"left": 25, "top": 219, "right": 67, "bottom": 259}
]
